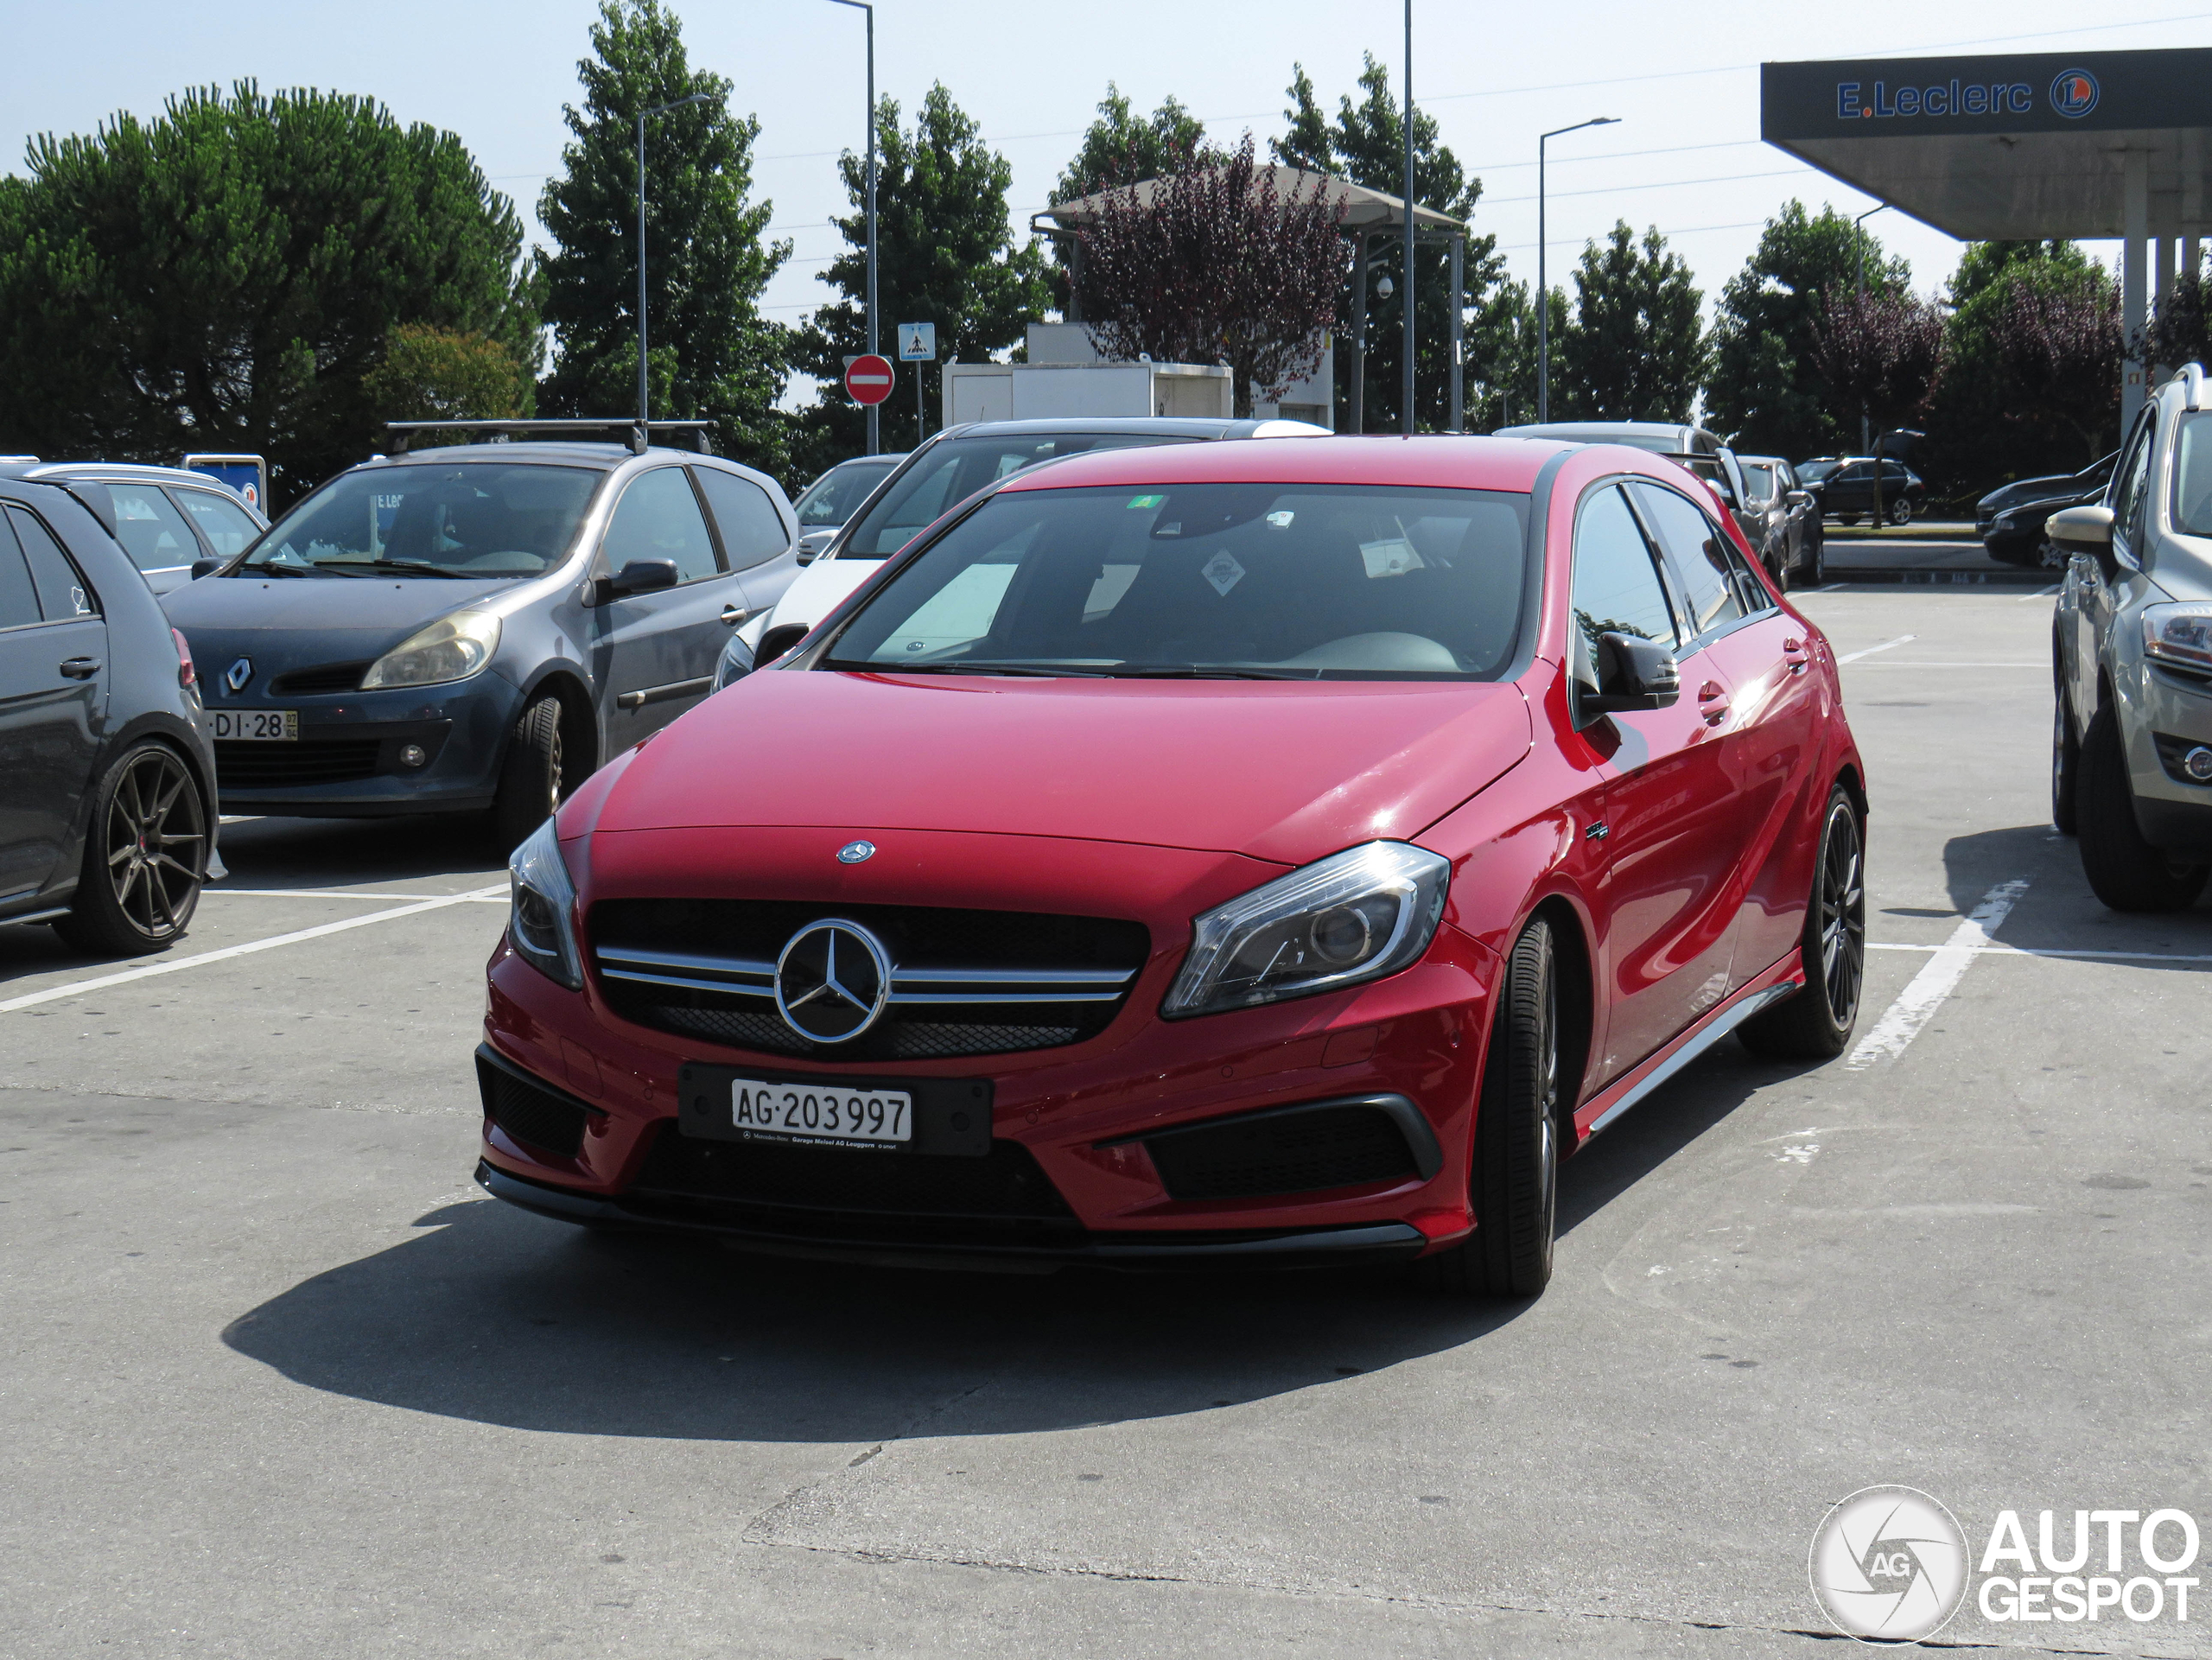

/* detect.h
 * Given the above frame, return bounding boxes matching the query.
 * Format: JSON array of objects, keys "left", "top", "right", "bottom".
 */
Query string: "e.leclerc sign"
[{"left": 1761, "top": 48, "right": 2212, "bottom": 143}]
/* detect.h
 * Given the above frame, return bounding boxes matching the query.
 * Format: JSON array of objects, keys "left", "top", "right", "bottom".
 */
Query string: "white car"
[{"left": 715, "top": 416, "right": 1328, "bottom": 689}]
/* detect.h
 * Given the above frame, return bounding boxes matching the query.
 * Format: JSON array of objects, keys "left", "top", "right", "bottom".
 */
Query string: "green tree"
[
  {"left": 1053, "top": 84, "right": 1210, "bottom": 203},
  {"left": 361, "top": 325, "right": 537, "bottom": 421},
  {"left": 536, "top": 0, "right": 790, "bottom": 475},
  {"left": 0, "top": 81, "right": 535, "bottom": 500},
  {"left": 796, "top": 85, "right": 1051, "bottom": 461},
  {"left": 1554, "top": 223, "right": 1707, "bottom": 423},
  {"left": 1466, "top": 278, "right": 1565, "bottom": 429},
  {"left": 1274, "top": 55, "right": 1504, "bottom": 431},
  {"left": 1706, "top": 201, "right": 1909, "bottom": 458}
]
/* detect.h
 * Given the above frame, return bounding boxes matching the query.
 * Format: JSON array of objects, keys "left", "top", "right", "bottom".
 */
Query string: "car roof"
[
  {"left": 362, "top": 441, "right": 658, "bottom": 467},
  {"left": 0, "top": 460, "right": 251, "bottom": 491},
  {"left": 992, "top": 434, "right": 1560, "bottom": 494},
  {"left": 1495, "top": 421, "right": 1719, "bottom": 453},
  {"left": 940, "top": 416, "right": 1321, "bottom": 441}
]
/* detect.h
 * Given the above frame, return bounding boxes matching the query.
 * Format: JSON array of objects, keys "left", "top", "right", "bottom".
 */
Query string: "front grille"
[
  {"left": 215, "top": 738, "right": 383, "bottom": 788},
  {"left": 591, "top": 900, "right": 1149, "bottom": 1062},
  {"left": 477, "top": 1054, "right": 594, "bottom": 1158},
  {"left": 270, "top": 660, "right": 369, "bottom": 696},
  {"left": 626, "top": 1124, "right": 1082, "bottom": 1248},
  {"left": 1142, "top": 1103, "right": 1419, "bottom": 1201}
]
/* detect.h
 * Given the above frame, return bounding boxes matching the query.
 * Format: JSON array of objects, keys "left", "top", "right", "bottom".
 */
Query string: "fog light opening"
[
  {"left": 399, "top": 742, "right": 429, "bottom": 769},
  {"left": 2182, "top": 746, "right": 2212, "bottom": 784}
]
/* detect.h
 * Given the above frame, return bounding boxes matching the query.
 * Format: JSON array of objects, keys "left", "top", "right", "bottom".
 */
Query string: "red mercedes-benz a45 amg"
[{"left": 474, "top": 436, "right": 1866, "bottom": 1298}]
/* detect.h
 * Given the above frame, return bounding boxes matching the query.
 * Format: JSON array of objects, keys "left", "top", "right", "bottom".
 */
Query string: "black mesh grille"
[
  {"left": 477, "top": 1056, "right": 593, "bottom": 1158},
  {"left": 627, "top": 1125, "right": 1082, "bottom": 1248},
  {"left": 1143, "top": 1104, "right": 1418, "bottom": 1201},
  {"left": 592, "top": 900, "right": 1148, "bottom": 1062},
  {"left": 270, "top": 661, "right": 369, "bottom": 696},
  {"left": 215, "top": 738, "right": 382, "bottom": 788}
]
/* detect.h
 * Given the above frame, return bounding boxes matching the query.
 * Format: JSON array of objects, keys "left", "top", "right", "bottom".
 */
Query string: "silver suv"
[{"left": 2050, "top": 364, "right": 2212, "bottom": 910}]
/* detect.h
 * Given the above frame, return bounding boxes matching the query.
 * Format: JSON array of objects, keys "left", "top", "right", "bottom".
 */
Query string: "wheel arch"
[
  {"left": 513, "top": 667, "right": 599, "bottom": 785},
  {"left": 1523, "top": 892, "right": 1596, "bottom": 1141}
]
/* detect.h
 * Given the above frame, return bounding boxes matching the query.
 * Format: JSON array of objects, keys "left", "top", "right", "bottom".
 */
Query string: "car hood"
[
  {"left": 599, "top": 668, "right": 1534, "bottom": 866},
  {"left": 162, "top": 574, "right": 514, "bottom": 677},
  {"left": 1979, "top": 472, "right": 2082, "bottom": 514}
]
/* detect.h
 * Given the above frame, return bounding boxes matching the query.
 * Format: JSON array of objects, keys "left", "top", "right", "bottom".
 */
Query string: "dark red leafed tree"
[
  {"left": 1987, "top": 270, "right": 2121, "bottom": 464},
  {"left": 1811, "top": 287, "right": 1948, "bottom": 439},
  {"left": 1068, "top": 134, "right": 1350, "bottom": 416}
]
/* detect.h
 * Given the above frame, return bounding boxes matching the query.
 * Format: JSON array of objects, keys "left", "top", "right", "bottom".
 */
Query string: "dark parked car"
[
  {"left": 0, "top": 470, "right": 219, "bottom": 955},
  {"left": 1798, "top": 457, "right": 1927, "bottom": 526},
  {"left": 0, "top": 461, "right": 266, "bottom": 595},
  {"left": 1494, "top": 421, "right": 1777, "bottom": 568},
  {"left": 1977, "top": 450, "right": 2118, "bottom": 566},
  {"left": 790, "top": 452, "right": 905, "bottom": 563},
  {"left": 162, "top": 422, "right": 804, "bottom": 845},
  {"left": 1738, "top": 456, "right": 1824, "bottom": 588}
]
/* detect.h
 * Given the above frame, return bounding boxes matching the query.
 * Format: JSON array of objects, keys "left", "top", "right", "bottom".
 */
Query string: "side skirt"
[{"left": 1572, "top": 954, "right": 1805, "bottom": 1144}]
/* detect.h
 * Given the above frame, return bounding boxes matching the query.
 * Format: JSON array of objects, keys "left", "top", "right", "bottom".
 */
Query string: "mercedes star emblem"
[
  {"left": 836, "top": 840, "right": 876, "bottom": 863},
  {"left": 225, "top": 657, "right": 253, "bottom": 693},
  {"left": 773, "top": 919, "right": 893, "bottom": 1042}
]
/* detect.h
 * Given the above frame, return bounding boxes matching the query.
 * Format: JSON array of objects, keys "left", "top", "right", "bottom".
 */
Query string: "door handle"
[
  {"left": 59, "top": 656, "right": 103, "bottom": 679},
  {"left": 719, "top": 604, "right": 751, "bottom": 626},
  {"left": 1783, "top": 637, "right": 1809, "bottom": 676},
  {"left": 1697, "top": 680, "right": 1729, "bottom": 725}
]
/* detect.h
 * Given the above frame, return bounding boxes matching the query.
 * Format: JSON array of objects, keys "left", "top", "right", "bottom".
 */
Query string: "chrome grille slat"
[{"left": 592, "top": 944, "right": 1131, "bottom": 1003}]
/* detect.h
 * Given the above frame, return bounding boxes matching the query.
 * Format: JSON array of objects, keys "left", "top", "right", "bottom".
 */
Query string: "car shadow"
[
  {"left": 213, "top": 812, "right": 506, "bottom": 889},
  {"left": 1942, "top": 823, "right": 2212, "bottom": 952}
]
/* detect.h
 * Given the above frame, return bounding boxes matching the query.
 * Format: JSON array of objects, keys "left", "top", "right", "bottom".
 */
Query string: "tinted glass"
[
  {"left": 792, "top": 458, "right": 897, "bottom": 526},
  {"left": 104, "top": 482, "right": 199, "bottom": 572},
  {"left": 2171, "top": 415, "right": 2212, "bottom": 536},
  {"left": 2114, "top": 419, "right": 2154, "bottom": 547},
  {"left": 242, "top": 463, "right": 598, "bottom": 579},
  {"left": 1571, "top": 486, "right": 1680, "bottom": 668},
  {"left": 1797, "top": 460, "right": 1840, "bottom": 482},
  {"left": 10, "top": 508, "right": 99, "bottom": 620},
  {"left": 1740, "top": 462, "right": 1776, "bottom": 501},
  {"left": 830, "top": 483, "right": 1529, "bottom": 678},
  {"left": 603, "top": 467, "right": 721, "bottom": 583},
  {"left": 0, "top": 512, "right": 38, "bottom": 628},
  {"left": 1632, "top": 482, "right": 1743, "bottom": 637},
  {"left": 171, "top": 488, "right": 261, "bottom": 557},
  {"left": 695, "top": 468, "right": 789, "bottom": 572},
  {"left": 840, "top": 433, "right": 1204, "bottom": 557}
]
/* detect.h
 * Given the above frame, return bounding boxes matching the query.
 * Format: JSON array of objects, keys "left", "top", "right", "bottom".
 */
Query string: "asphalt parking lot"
[{"left": 5, "top": 582, "right": 2209, "bottom": 1659}]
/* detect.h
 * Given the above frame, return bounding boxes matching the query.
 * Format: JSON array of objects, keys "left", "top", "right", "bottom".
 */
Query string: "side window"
[
  {"left": 601, "top": 467, "right": 721, "bottom": 584},
  {"left": 104, "top": 482, "right": 200, "bottom": 573},
  {"left": 1570, "top": 485, "right": 1681, "bottom": 686},
  {"left": 170, "top": 489, "right": 261, "bottom": 558},
  {"left": 9, "top": 507, "right": 99, "bottom": 619},
  {"left": 2113, "top": 417, "right": 2154, "bottom": 553},
  {"left": 0, "top": 511, "right": 40, "bottom": 628},
  {"left": 1631, "top": 483, "right": 1745, "bottom": 637},
  {"left": 693, "top": 468, "right": 791, "bottom": 573}
]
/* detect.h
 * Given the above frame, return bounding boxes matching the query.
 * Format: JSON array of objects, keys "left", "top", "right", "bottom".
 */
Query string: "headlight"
[
  {"left": 2143, "top": 603, "right": 2212, "bottom": 676},
  {"left": 361, "top": 608, "right": 502, "bottom": 690},
  {"left": 711, "top": 629, "right": 755, "bottom": 690},
  {"left": 1162, "top": 842, "right": 1450, "bottom": 1019},
  {"left": 507, "top": 817, "right": 582, "bottom": 989}
]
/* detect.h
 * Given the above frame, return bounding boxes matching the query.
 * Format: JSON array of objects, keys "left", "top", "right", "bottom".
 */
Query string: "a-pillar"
[{"left": 2123, "top": 149, "right": 2149, "bottom": 435}]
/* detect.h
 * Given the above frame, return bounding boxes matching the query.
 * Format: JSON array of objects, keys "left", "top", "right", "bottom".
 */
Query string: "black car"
[
  {"left": 1798, "top": 456, "right": 1927, "bottom": 525},
  {"left": 0, "top": 472, "right": 219, "bottom": 954},
  {"left": 1976, "top": 450, "right": 2118, "bottom": 566}
]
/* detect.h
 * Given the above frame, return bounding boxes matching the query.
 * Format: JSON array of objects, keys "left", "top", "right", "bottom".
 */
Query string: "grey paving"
[{"left": 3, "top": 590, "right": 2208, "bottom": 1657}]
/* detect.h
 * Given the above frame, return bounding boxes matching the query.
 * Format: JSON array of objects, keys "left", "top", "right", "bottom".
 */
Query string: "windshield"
[
  {"left": 238, "top": 463, "right": 601, "bottom": 579},
  {"left": 1740, "top": 462, "right": 1776, "bottom": 501},
  {"left": 1798, "top": 460, "right": 1841, "bottom": 483},
  {"left": 824, "top": 482, "right": 1529, "bottom": 680},
  {"left": 836, "top": 432, "right": 1204, "bottom": 558},
  {"left": 2173, "top": 415, "right": 2212, "bottom": 536},
  {"left": 793, "top": 458, "right": 898, "bottom": 527}
]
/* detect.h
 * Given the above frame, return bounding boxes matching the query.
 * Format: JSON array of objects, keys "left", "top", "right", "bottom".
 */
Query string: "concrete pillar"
[
  {"left": 1449, "top": 234, "right": 1465, "bottom": 433},
  {"left": 2188, "top": 236, "right": 2203, "bottom": 289},
  {"left": 2153, "top": 234, "right": 2175, "bottom": 382},
  {"left": 2124, "top": 149, "right": 2149, "bottom": 436}
]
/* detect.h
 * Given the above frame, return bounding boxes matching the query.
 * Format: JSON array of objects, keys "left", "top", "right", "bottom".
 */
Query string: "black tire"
[
  {"left": 2051, "top": 651, "right": 2080, "bottom": 836},
  {"left": 1418, "top": 919, "right": 1560, "bottom": 1299},
  {"left": 1804, "top": 526, "right": 1825, "bottom": 587},
  {"left": 1767, "top": 548, "right": 1789, "bottom": 594},
  {"left": 1888, "top": 497, "right": 1914, "bottom": 526},
  {"left": 2075, "top": 703, "right": 2210, "bottom": 912},
  {"left": 1838, "top": 513, "right": 1861, "bottom": 527},
  {"left": 491, "top": 695, "right": 566, "bottom": 851},
  {"left": 1986, "top": 536, "right": 2040, "bottom": 568},
  {"left": 52, "top": 741, "right": 208, "bottom": 956},
  {"left": 1739, "top": 786, "right": 1866, "bottom": 1060}
]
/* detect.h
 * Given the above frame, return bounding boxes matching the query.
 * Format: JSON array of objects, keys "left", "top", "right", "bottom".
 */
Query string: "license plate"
[
  {"left": 211, "top": 709, "right": 298, "bottom": 741},
  {"left": 729, "top": 1078, "right": 911, "bottom": 1147}
]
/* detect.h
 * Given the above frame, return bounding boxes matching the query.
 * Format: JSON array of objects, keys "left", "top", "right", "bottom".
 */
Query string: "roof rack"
[{"left": 382, "top": 418, "right": 713, "bottom": 457}]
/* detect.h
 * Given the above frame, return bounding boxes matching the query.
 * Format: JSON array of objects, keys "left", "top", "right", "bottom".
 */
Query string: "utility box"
[{"left": 944, "top": 353, "right": 1233, "bottom": 428}]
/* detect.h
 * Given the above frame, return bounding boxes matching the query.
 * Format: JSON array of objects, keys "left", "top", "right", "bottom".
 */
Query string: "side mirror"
[
  {"left": 189, "top": 557, "right": 223, "bottom": 580},
  {"left": 1580, "top": 631, "right": 1681, "bottom": 723},
  {"left": 2045, "top": 504, "right": 2112, "bottom": 551},
  {"left": 593, "top": 558, "right": 679, "bottom": 605},
  {"left": 754, "top": 621, "right": 810, "bottom": 667},
  {"left": 796, "top": 531, "right": 836, "bottom": 566},
  {"left": 1786, "top": 489, "right": 1811, "bottom": 508}
]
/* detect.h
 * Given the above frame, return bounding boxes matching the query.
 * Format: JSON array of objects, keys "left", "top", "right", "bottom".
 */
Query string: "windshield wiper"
[
  {"left": 1105, "top": 665, "right": 1321, "bottom": 680},
  {"left": 312, "top": 558, "right": 477, "bottom": 579},
  {"left": 842, "top": 660, "right": 1118, "bottom": 677},
  {"left": 235, "top": 560, "right": 325, "bottom": 578}
]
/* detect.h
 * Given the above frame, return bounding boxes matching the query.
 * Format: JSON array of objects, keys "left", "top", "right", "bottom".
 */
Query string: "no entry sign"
[{"left": 844, "top": 354, "right": 895, "bottom": 405}]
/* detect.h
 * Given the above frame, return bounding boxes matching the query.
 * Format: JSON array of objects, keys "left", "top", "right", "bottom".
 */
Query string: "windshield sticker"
[
  {"left": 1361, "top": 537, "right": 1425, "bottom": 579},
  {"left": 1201, "top": 550, "right": 1246, "bottom": 596},
  {"left": 1265, "top": 510, "right": 1296, "bottom": 528},
  {"left": 1126, "top": 493, "right": 1165, "bottom": 510}
]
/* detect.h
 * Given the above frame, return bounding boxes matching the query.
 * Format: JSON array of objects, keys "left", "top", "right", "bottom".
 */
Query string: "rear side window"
[
  {"left": 2114, "top": 416, "right": 2155, "bottom": 550},
  {"left": 105, "top": 482, "right": 200, "bottom": 573},
  {"left": 0, "top": 511, "right": 39, "bottom": 628},
  {"left": 1632, "top": 483, "right": 1745, "bottom": 637},
  {"left": 602, "top": 467, "right": 721, "bottom": 584},
  {"left": 172, "top": 488, "right": 261, "bottom": 558},
  {"left": 1570, "top": 485, "right": 1681, "bottom": 670},
  {"left": 8, "top": 507, "right": 99, "bottom": 619},
  {"left": 694, "top": 468, "right": 790, "bottom": 573}
]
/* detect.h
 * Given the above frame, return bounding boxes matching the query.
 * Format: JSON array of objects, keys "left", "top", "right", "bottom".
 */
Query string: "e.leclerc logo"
[
  {"left": 2050, "top": 68, "right": 2100, "bottom": 118},
  {"left": 1809, "top": 1486, "right": 1971, "bottom": 1643}
]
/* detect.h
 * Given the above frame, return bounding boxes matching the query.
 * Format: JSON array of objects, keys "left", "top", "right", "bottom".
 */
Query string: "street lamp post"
[
  {"left": 1536, "top": 116, "right": 1618, "bottom": 424},
  {"left": 637, "top": 92, "right": 717, "bottom": 435},
  {"left": 826, "top": 0, "right": 879, "bottom": 455},
  {"left": 1402, "top": 0, "right": 1416, "bottom": 436}
]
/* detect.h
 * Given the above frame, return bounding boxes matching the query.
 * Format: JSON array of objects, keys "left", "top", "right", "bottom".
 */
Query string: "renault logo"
[
  {"left": 225, "top": 657, "right": 253, "bottom": 694},
  {"left": 773, "top": 919, "right": 893, "bottom": 1042}
]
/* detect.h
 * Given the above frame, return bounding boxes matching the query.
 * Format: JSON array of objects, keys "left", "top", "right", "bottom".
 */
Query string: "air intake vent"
[
  {"left": 1138, "top": 1099, "right": 1427, "bottom": 1201},
  {"left": 214, "top": 738, "right": 383, "bottom": 788},
  {"left": 476, "top": 1052, "right": 596, "bottom": 1158},
  {"left": 270, "top": 661, "right": 370, "bottom": 696}
]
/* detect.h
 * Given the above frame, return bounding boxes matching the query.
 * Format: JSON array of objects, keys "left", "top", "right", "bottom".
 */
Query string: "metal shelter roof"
[
  {"left": 1035, "top": 166, "right": 1466, "bottom": 239},
  {"left": 1761, "top": 48, "right": 2212, "bottom": 239}
]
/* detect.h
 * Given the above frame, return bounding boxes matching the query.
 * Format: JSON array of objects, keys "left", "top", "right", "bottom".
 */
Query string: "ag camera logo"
[
  {"left": 1809, "top": 1485, "right": 1970, "bottom": 1643},
  {"left": 2050, "top": 69, "right": 2099, "bottom": 118}
]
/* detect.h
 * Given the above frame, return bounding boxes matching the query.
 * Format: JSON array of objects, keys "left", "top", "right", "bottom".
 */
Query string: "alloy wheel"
[
  {"left": 1818, "top": 805, "right": 1866, "bottom": 1027},
  {"left": 104, "top": 747, "right": 206, "bottom": 938}
]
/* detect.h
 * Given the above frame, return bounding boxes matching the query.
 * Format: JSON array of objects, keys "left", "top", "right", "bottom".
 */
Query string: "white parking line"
[
  {"left": 0, "top": 884, "right": 508, "bottom": 1014},
  {"left": 207, "top": 887, "right": 507, "bottom": 902},
  {"left": 2015, "top": 584, "right": 2063, "bottom": 601},
  {"left": 1837, "top": 634, "right": 1916, "bottom": 664},
  {"left": 1869, "top": 941, "right": 2212, "bottom": 964},
  {"left": 1846, "top": 878, "right": 2029, "bottom": 1071}
]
